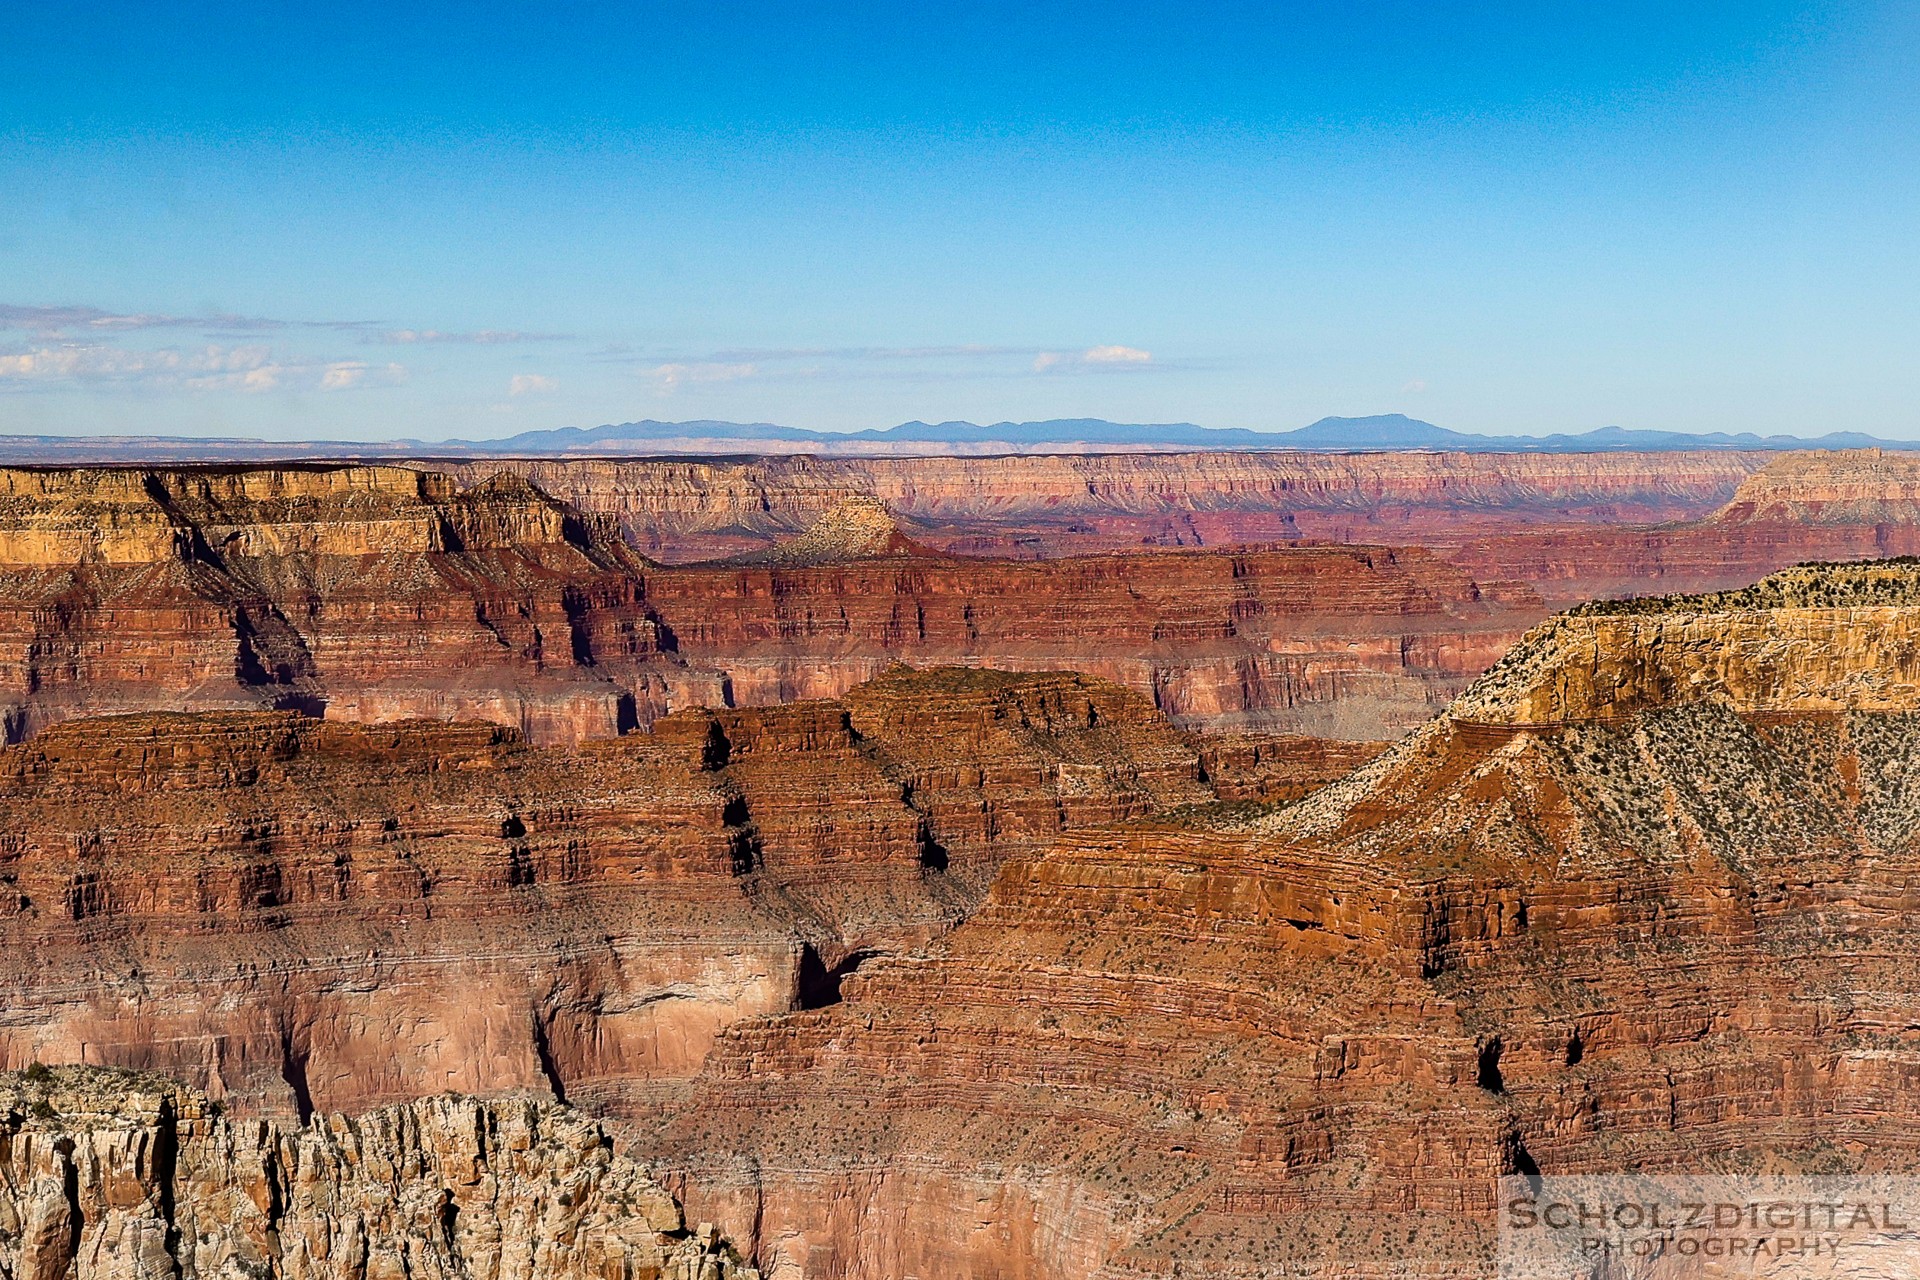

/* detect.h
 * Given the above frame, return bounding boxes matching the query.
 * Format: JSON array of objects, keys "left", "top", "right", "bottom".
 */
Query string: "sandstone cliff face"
[
  {"left": 0, "top": 466, "right": 663, "bottom": 745},
  {"left": 0, "top": 668, "right": 1208, "bottom": 1119},
  {"left": 1450, "top": 559, "right": 1920, "bottom": 723},
  {"left": 1713, "top": 448, "right": 1920, "bottom": 526},
  {"left": 5, "top": 452, "right": 1905, "bottom": 751},
  {"left": 0, "top": 465, "right": 1547, "bottom": 743},
  {"left": 643, "top": 561, "right": 1920, "bottom": 1278},
  {"left": 1428, "top": 448, "right": 1920, "bottom": 605},
  {"left": 644, "top": 542, "right": 1536, "bottom": 739},
  {"left": 0, "top": 1066, "right": 753, "bottom": 1280},
  {"left": 454, "top": 452, "right": 1762, "bottom": 562}
]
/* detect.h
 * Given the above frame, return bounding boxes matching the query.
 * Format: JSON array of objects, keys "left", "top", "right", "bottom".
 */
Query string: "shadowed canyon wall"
[
  {"left": 5, "top": 452, "right": 1917, "bottom": 745},
  {"left": 0, "top": 465, "right": 664, "bottom": 745},
  {"left": 10, "top": 444, "right": 1920, "bottom": 1274}
]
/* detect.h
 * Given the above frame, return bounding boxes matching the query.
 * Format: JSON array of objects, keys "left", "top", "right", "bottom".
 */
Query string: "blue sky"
[{"left": 2, "top": 1, "right": 1915, "bottom": 440}]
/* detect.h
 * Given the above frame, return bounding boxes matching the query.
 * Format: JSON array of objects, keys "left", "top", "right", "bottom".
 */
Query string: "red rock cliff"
[
  {"left": 643, "top": 560, "right": 1920, "bottom": 1278},
  {"left": 0, "top": 667, "right": 1207, "bottom": 1119},
  {"left": 0, "top": 468, "right": 1544, "bottom": 743},
  {"left": 0, "top": 465, "right": 664, "bottom": 744},
  {"left": 454, "top": 451, "right": 1763, "bottom": 561}
]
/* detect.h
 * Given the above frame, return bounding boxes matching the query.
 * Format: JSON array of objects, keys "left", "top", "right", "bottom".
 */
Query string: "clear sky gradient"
[{"left": 2, "top": 1, "right": 1915, "bottom": 440}]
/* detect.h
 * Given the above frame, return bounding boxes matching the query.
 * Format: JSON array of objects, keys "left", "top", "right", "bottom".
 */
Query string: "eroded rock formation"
[
  {"left": 647, "top": 540, "right": 1535, "bottom": 737},
  {"left": 0, "top": 466, "right": 1541, "bottom": 742},
  {"left": 642, "top": 560, "right": 1920, "bottom": 1278},
  {"left": 0, "top": 466, "right": 664, "bottom": 745},
  {"left": 0, "top": 667, "right": 1209, "bottom": 1119},
  {"left": 7, "top": 451, "right": 1915, "bottom": 750},
  {"left": 0, "top": 1066, "right": 754, "bottom": 1280},
  {"left": 454, "top": 451, "right": 1763, "bottom": 561}
]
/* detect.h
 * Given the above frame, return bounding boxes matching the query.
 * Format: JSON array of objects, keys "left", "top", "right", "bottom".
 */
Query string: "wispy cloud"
[
  {"left": 682, "top": 343, "right": 1030, "bottom": 363},
  {"left": 644, "top": 362, "right": 762, "bottom": 392},
  {"left": 0, "top": 343, "right": 405, "bottom": 394},
  {"left": 0, "top": 304, "right": 292, "bottom": 336},
  {"left": 1034, "top": 345, "right": 1153, "bottom": 373},
  {"left": 623, "top": 342, "right": 1168, "bottom": 385},
  {"left": 320, "top": 361, "right": 376, "bottom": 391},
  {"left": 508, "top": 373, "right": 558, "bottom": 396},
  {"left": 0, "top": 303, "right": 561, "bottom": 345},
  {"left": 375, "top": 329, "right": 572, "bottom": 345}
]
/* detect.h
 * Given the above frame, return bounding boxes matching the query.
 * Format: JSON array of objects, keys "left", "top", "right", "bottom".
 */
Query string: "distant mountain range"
[
  {"left": 0, "top": 414, "right": 1912, "bottom": 463},
  {"left": 458, "top": 415, "right": 1916, "bottom": 454}
]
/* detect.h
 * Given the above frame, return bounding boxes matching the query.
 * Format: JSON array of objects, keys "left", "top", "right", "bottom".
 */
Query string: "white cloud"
[
  {"left": 686, "top": 343, "right": 1025, "bottom": 363},
  {"left": 1402, "top": 378, "right": 1429, "bottom": 393},
  {"left": 1032, "top": 345, "right": 1153, "bottom": 374},
  {"left": 508, "top": 373, "right": 557, "bottom": 396},
  {"left": 643, "top": 362, "right": 759, "bottom": 392},
  {"left": 0, "top": 343, "right": 403, "bottom": 394},
  {"left": 0, "top": 304, "right": 286, "bottom": 335}
]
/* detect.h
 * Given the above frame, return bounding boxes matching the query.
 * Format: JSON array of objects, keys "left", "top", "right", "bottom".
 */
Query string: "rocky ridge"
[
  {"left": 1447, "top": 558, "right": 1920, "bottom": 724},
  {"left": 721, "top": 497, "right": 921, "bottom": 566},
  {"left": 0, "top": 452, "right": 1906, "bottom": 750},
  {"left": 0, "top": 466, "right": 1541, "bottom": 742},
  {"left": 456, "top": 451, "right": 1763, "bottom": 561},
  {"left": 0, "top": 1065, "right": 754, "bottom": 1280},
  {"left": 642, "top": 559, "right": 1920, "bottom": 1278},
  {"left": 0, "top": 666, "right": 1212, "bottom": 1119},
  {"left": 0, "top": 465, "right": 663, "bottom": 745},
  {"left": 1712, "top": 447, "right": 1920, "bottom": 526}
]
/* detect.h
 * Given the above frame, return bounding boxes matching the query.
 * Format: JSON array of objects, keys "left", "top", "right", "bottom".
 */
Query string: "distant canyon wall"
[
  {"left": 450, "top": 450, "right": 1767, "bottom": 560},
  {"left": 0, "top": 465, "right": 1538, "bottom": 742},
  {"left": 0, "top": 451, "right": 1913, "bottom": 747}
]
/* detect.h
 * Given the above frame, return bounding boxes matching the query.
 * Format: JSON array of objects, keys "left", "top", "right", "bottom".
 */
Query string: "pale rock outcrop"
[{"left": 0, "top": 1066, "right": 755, "bottom": 1280}]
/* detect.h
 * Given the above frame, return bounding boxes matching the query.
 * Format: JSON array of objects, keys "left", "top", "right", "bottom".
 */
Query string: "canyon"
[
  {"left": 0, "top": 665, "right": 1212, "bottom": 1119},
  {"left": 15, "top": 556, "right": 1920, "bottom": 1276},
  {"left": 4, "top": 448, "right": 1914, "bottom": 747},
  {"left": 449, "top": 449, "right": 1767, "bottom": 561},
  {"left": 643, "top": 559, "right": 1920, "bottom": 1278},
  {"left": 0, "top": 464, "right": 1536, "bottom": 742},
  {"left": 8, "top": 448, "right": 1920, "bottom": 1277}
]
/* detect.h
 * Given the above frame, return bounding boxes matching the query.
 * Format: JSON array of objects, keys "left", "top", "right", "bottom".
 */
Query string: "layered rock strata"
[
  {"left": 1367, "top": 448, "right": 1920, "bottom": 605},
  {"left": 0, "top": 466, "right": 664, "bottom": 745},
  {"left": 0, "top": 468, "right": 1540, "bottom": 742},
  {"left": 645, "top": 560, "right": 1920, "bottom": 1278},
  {"left": 454, "top": 451, "right": 1763, "bottom": 561},
  {"left": 11, "top": 451, "right": 1918, "bottom": 754},
  {"left": 465, "top": 450, "right": 1920, "bottom": 612},
  {"left": 0, "top": 1066, "right": 754, "bottom": 1280},
  {"left": 0, "top": 667, "right": 1207, "bottom": 1118},
  {"left": 646, "top": 540, "right": 1535, "bottom": 737},
  {"left": 1712, "top": 447, "right": 1920, "bottom": 525}
]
